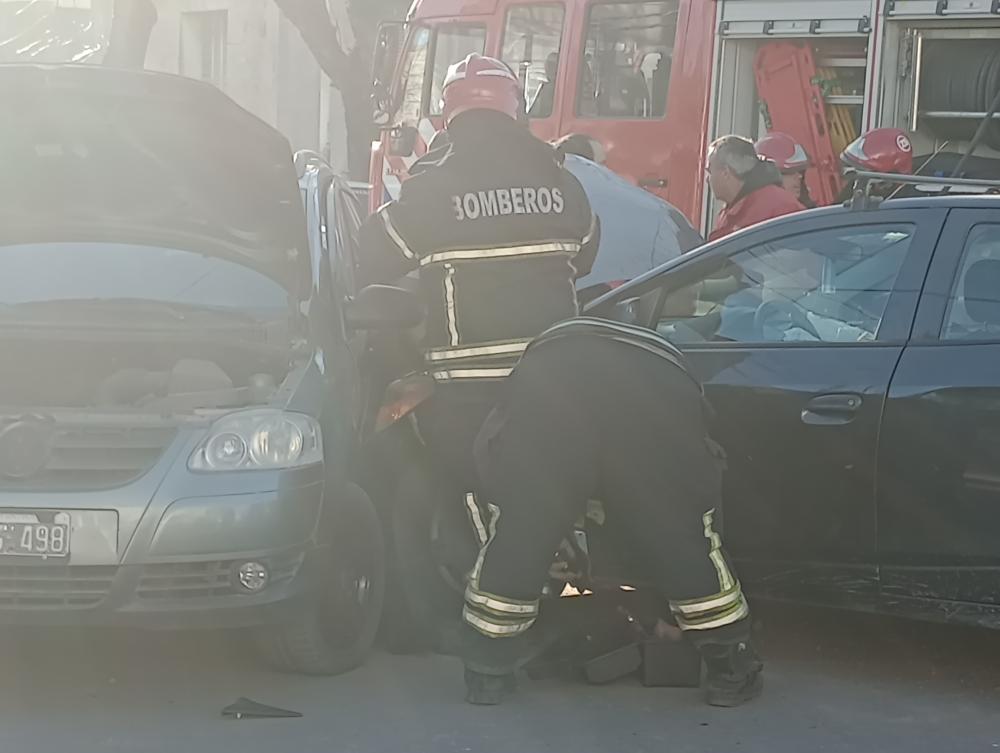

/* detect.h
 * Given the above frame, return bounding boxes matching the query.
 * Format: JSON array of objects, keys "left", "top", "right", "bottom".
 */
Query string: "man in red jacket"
[{"left": 707, "top": 135, "right": 804, "bottom": 241}]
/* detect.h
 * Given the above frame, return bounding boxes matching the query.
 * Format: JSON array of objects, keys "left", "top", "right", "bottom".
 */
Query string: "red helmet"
[
  {"left": 841, "top": 128, "right": 914, "bottom": 175},
  {"left": 755, "top": 132, "right": 811, "bottom": 173},
  {"left": 442, "top": 53, "right": 522, "bottom": 126}
]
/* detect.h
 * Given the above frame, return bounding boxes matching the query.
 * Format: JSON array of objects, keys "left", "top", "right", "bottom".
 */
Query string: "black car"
[{"left": 587, "top": 196, "right": 1000, "bottom": 629}]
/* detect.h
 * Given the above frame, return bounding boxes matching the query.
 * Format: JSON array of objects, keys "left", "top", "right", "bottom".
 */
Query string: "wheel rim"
[{"left": 320, "top": 533, "right": 378, "bottom": 645}]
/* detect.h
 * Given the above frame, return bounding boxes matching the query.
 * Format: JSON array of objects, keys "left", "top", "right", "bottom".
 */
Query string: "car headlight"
[{"left": 189, "top": 410, "right": 322, "bottom": 472}]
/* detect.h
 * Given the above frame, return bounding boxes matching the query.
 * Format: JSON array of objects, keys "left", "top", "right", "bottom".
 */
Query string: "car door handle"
[
  {"left": 801, "top": 393, "right": 863, "bottom": 426},
  {"left": 639, "top": 177, "right": 668, "bottom": 188}
]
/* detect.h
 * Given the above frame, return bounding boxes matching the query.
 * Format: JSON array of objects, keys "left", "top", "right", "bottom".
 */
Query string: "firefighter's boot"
[
  {"left": 700, "top": 640, "right": 764, "bottom": 707},
  {"left": 464, "top": 668, "right": 517, "bottom": 705}
]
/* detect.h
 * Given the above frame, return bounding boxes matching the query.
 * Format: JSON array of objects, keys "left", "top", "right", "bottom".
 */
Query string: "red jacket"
[{"left": 709, "top": 184, "right": 805, "bottom": 242}]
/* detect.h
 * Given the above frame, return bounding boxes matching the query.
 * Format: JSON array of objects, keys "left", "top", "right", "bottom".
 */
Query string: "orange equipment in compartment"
[{"left": 754, "top": 42, "right": 845, "bottom": 206}]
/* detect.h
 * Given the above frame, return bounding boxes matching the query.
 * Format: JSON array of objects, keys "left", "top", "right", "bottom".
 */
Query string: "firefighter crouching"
[
  {"left": 358, "top": 53, "right": 599, "bottom": 511},
  {"left": 707, "top": 135, "right": 804, "bottom": 241},
  {"left": 462, "top": 317, "right": 763, "bottom": 707}
]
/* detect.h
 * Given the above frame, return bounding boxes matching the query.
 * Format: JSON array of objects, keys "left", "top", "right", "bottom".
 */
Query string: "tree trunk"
[
  {"left": 273, "top": 0, "right": 378, "bottom": 179},
  {"left": 103, "top": 0, "right": 158, "bottom": 69}
]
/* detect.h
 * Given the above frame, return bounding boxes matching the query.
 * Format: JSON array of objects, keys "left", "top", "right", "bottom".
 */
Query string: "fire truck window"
[
  {"left": 428, "top": 25, "right": 488, "bottom": 116},
  {"left": 577, "top": 1, "right": 678, "bottom": 119},
  {"left": 397, "top": 27, "right": 431, "bottom": 127},
  {"left": 501, "top": 4, "right": 566, "bottom": 119}
]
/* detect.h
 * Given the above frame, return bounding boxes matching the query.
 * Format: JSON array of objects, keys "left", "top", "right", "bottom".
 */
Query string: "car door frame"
[
  {"left": 876, "top": 205, "right": 1000, "bottom": 621},
  {"left": 589, "top": 205, "right": 948, "bottom": 606},
  {"left": 910, "top": 207, "right": 992, "bottom": 342}
]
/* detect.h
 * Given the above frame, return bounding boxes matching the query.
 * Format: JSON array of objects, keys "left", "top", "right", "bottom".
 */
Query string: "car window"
[
  {"left": 428, "top": 25, "right": 488, "bottom": 116},
  {"left": 942, "top": 224, "right": 1000, "bottom": 341},
  {"left": 576, "top": 1, "right": 678, "bottom": 119},
  {"left": 654, "top": 224, "right": 916, "bottom": 345},
  {"left": 501, "top": 4, "right": 565, "bottom": 119}
]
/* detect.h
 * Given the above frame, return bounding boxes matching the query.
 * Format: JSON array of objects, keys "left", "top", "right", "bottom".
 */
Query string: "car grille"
[
  {"left": 137, "top": 552, "right": 305, "bottom": 601},
  {"left": 0, "top": 425, "right": 177, "bottom": 492},
  {"left": 0, "top": 564, "right": 116, "bottom": 609}
]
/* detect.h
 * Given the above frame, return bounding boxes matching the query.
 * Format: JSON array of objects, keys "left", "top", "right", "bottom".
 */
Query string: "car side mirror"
[
  {"left": 345, "top": 285, "right": 424, "bottom": 330},
  {"left": 387, "top": 125, "right": 418, "bottom": 158}
]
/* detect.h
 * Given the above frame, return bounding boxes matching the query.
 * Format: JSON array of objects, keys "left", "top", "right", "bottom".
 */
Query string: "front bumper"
[
  {"left": 0, "top": 544, "right": 326, "bottom": 629},
  {"left": 0, "top": 469, "right": 328, "bottom": 629}
]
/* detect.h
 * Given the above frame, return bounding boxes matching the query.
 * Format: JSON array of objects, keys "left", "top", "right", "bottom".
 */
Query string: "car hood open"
[{"left": 0, "top": 64, "right": 309, "bottom": 295}]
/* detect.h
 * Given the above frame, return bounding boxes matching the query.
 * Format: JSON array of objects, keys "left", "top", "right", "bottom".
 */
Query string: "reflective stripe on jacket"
[{"left": 359, "top": 114, "right": 599, "bottom": 382}]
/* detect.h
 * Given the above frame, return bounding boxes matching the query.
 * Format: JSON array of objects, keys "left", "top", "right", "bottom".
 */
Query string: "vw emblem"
[{"left": 0, "top": 417, "right": 55, "bottom": 480}]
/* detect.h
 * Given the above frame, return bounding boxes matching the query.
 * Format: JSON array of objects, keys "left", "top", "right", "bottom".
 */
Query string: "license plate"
[{"left": 0, "top": 511, "right": 71, "bottom": 559}]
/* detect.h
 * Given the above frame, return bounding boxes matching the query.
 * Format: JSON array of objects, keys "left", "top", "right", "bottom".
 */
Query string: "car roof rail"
[{"left": 844, "top": 169, "right": 1000, "bottom": 211}]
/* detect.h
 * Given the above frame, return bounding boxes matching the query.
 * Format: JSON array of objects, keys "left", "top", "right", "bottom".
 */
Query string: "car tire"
[
  {"left": 254, "top": 482, "right": 386, "bottom": 675},
  {"left": 377, "top": 534, "right": 431, "bottom": 654},
  {"left": 390, "top": 460, "right": 479, "bottom": 655}
]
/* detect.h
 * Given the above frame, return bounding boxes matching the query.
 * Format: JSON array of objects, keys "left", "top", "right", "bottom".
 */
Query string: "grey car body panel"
[
  {"left": 0, "top": 68, "right": 355, "bottom": 629},
  {"left": 147, "top": 483, "right": 323, "bottom": 558}
]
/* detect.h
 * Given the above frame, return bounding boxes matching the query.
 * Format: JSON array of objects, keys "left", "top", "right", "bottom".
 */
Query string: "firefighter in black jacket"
[
  {"left": 462, "top": 318, "right": 764, "bottom": 707},
  {"left": 359, "top": 53, "right": 599, "bottom": 496}
]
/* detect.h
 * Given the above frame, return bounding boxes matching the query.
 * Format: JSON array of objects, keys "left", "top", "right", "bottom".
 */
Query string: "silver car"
[{"left": 0, "top": 64, "right": 386, "bottom": 675}]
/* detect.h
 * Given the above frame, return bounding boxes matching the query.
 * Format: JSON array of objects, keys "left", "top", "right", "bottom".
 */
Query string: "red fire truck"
[
  {"left": 369, "top": 0, "right": 1000, "bottom": 230},
  {"left": 369, "top": 0, "right": 716, "bottom": 223}
]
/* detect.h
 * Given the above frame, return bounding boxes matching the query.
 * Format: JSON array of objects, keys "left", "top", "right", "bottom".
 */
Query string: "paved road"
[{"left": 0, "top": 603, "right": 998, "bottom": 753}]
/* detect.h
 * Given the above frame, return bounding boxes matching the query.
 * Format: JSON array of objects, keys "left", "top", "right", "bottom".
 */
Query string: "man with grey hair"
[{"left": 706, "top": 135, "right": 804, "bottom": 241}]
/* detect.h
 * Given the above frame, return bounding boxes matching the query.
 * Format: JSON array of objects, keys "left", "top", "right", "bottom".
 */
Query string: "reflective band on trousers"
[
  {"left": 468, "top": 502, "right": 500, "bottom": 589},
  {"left": 673, "top": 599, "right": 750, "bottom": 631},
  {"left": 671, "top": 582, "right": 744, "bottom": 616},
  {"left": 464, "top": 492, "right": 488, "bottom": 548},
  {"left": 425, "top": 339, "right": 531, "bottom": 363},
  {"left": 665, "top": 508, "right": 748, "bottom": 633},
  {"left": 432, "top": 367, "right": 513, "bottom": 382},
  {"left": 463, "top": 607, "right": 536, "bottom": 637},
  {"left": 420, "top": 241, "right": 580, "bottom": 266},
  {"left": 466, "top": 587, "right": 539, "bottom": 616},
  {"left": 703, "top": 508, "right": 736, "bottom": 592},
  {"left": 463, "top": 504, "right": 540, "bottom": 638}
]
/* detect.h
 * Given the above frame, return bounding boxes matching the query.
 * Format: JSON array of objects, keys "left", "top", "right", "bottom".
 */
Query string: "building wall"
[
  {"left": 0, "top": 0, "right": 349, "bottom": 169},
  {"left": 146, "top": 0, "right": 277, "bottom": 126},
  {"left": 146, "top": 0, "right": 346, "bottom": 166}
]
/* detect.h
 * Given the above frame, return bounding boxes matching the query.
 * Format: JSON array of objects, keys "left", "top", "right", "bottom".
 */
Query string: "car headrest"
[{"left": 964, "top": 259, "right": 1000, "bottom": 326}]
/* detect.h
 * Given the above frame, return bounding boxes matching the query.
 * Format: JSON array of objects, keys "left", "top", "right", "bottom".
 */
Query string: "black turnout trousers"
[
  {"left": 462, "top": 322, "right": 750, "bottom": 671},
  {"left": 414, "top": 382, "right": 500, "bottom": 494}
]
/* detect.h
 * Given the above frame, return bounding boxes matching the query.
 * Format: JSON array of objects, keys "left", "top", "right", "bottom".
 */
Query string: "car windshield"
[{"left": 0, "top": 243, "right": 291, "bottom": 322}]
